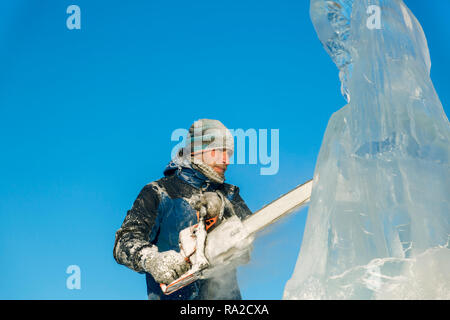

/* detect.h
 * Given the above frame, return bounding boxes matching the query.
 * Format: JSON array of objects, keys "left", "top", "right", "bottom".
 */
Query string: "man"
[{"left": 113, "top": 119, "right": 253, "bottom": 300}]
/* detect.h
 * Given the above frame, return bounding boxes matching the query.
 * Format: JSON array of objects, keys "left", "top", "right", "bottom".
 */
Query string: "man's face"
[{"left": 194, "top": 148, "right": 232, "bottom": 178}]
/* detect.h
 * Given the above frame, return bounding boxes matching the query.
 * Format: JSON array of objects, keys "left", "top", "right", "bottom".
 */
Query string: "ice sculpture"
[{"left": 284, "top": 0, "right": 450, "bottom": 299}]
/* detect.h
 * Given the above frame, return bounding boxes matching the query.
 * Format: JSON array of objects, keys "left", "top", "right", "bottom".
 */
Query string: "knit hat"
[{"left": 186, "top": 119, "right": 234, "bottom": 155}]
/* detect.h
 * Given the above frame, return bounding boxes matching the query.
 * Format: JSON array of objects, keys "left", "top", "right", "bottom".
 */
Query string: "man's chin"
[{"left": 214, "top": 168, "right": 226, "bottom": 178}]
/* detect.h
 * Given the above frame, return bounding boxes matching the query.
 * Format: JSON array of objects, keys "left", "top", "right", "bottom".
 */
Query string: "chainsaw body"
[
  {"left": 159, "top": 179, "right": 313, "bottom": 295},
  {"left": 160, "top": 215, "right": 252, "bottom": 295}
]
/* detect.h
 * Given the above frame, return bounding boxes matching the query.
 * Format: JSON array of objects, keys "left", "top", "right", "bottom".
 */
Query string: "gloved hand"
[
  {"left": 141, "top": 247, "right": 190, "bottom": 285},
  {"left": 193, "top": 192, "right": 223, "bottom": 219}
]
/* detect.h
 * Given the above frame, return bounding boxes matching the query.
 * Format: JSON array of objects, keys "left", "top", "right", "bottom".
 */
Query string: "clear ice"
[{"left": 284, "top": 0, "right": 450, "bottom": 299}]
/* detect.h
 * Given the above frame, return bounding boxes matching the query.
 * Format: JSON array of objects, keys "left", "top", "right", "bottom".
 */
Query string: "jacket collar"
[{"left": 164, "top": 159, "right": 220, "bottom": 191}]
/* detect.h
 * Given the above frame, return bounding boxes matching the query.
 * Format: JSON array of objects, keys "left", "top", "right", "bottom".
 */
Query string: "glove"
[
  {"left": 193, "top": 192, "right": 223, "bottom": 219},
  {"left": 140, "top": 247, "right": 190, "bottom": 285}
]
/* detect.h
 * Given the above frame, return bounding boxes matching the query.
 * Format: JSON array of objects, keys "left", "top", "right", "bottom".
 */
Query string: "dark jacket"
[{"left": 113, "top": 161, "right": 253, "bottom": 300}]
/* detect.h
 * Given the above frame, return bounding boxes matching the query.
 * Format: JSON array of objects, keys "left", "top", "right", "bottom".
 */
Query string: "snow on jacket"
[{"left": 113, "top": 160, "right": 253, "bottom": 300}]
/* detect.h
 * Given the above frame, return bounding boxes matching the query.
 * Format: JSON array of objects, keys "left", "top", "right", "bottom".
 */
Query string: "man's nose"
[{"left": 221, "top": 150, "right": 230, "bottom": 165}]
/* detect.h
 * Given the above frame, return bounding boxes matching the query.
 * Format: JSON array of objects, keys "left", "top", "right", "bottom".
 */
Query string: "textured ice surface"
[{"left": 284, "top": 0, "right": 450, "bottom": 299}]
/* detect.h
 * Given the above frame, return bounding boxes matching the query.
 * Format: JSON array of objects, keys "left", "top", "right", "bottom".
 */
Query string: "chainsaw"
[{"left": 159, "top": 179, "right": 313, "bottom": 295}]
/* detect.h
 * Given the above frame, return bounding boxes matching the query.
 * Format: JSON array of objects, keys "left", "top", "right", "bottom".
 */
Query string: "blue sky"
[{"left": 0, "top": 0, "right": 448, "bottom": 299}]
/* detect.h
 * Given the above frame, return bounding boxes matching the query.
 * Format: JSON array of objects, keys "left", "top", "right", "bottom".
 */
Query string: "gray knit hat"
[{"left": 186, "top": 119, "right": 234, "bottom": 155}]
